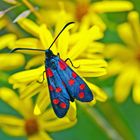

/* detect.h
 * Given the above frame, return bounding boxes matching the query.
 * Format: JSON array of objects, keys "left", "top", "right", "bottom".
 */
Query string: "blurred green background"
[{"left": 0, "top": 0, "right": 140, "bottom": 140}]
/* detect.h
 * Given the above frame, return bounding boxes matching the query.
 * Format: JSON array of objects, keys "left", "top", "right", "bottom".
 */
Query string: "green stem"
[
  {"left": 80, "top": 103, "right": 123, "bottom": 140},
  {"left": 97, "top": 101, "right": 135, "bottom": 140}
]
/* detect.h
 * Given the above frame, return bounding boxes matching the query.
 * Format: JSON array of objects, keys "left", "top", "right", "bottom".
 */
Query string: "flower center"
[
  {"left": 25, "top": 118, "right": 39, "bottom": 136},
  {"left": 76, "top": 3, "right": 89, "bottom": 21}
]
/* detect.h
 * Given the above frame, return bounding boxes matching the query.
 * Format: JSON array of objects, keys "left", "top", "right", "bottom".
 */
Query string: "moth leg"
[
  {"left": 37, "top": 71, "right": 46, "bottom": 84},
  {"left": 65, "top": 58, "right": 80, "bottom": 68},
  {"left": 57, "top": 53, "right": 60, "bottom": 57}
]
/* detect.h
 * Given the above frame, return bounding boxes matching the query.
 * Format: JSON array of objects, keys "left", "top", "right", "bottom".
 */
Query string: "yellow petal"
[
  {"left": 132, "top": 74, "right": 140, "bottom": 104},
  {"left": 9, "top": 66, "right": 44, "bottom": 84},
  {"left": 34, "top": 88, "right": 50, "bottom": 114},
  {"left": 1, "top": 125, "right": 25, "bottom": 136},
  {"left": 20, "top": 98, "right": 34, "bottom": 119},
  {"left": 55, "top": 8, "right": 73, "bottom": 35},
  {"left": 34, "top": 105, "right": 41, "bottom": 115},
  {"left": 104, "top": 44, "right": 133, "bottom": 59},
  {"left": 74, "top": 59, "right": 107, "bottom": 77},
  {"left": 28, "top": 131, "right": 52, "bottom": 140},
  {"left": 78, "top": 70, "right": 107, "bottom": 77},
  {"left": 67, "top": 102, "right": 77, "bottom": 121},
  {"left": 86, "top": 42, "right": 105, "bottom": 54},
  {"left": 79, "top": 14, "right": 91, "bottom": 31},
  {"left": 18, "top": 18, "right": 39, "bottom": 36},
  {"left": 13, "top": 83, "right": 26, "bottom": 90},
  {"left": 0, "top": 87, "right": 32, "bottom": 117},
  {"left": 115, "top": 67, "right": 136, "bottom": 103},
  {"left": 0, "top": 34, "right": 16, "bottom": 49},
  {"left": 0, "top": 87, "right": 22, "bottom": 111},
  {"left": 38, "top": 9, "right": 59, "bottom": 25},
  {"left": 88, "top": 98, "right": 96, "bottom": 106},
  {"left": 0, "top": 115, "right": 24, "bottom": 126},
  {"left": 89, "top": 12, "right": 106, "bottom": 31},
  {"left": 56, "top": 18, "right": 73, "bottom": 59},
  {"left": 86, "top": 81, "right": 108, "bottom": 102},
  {"left": 13, "top": 38, "right": 43, "bottom": 54},
  {"left": 78, "top": 68, "right": 107, "bottom": 77},
  {"left": 40, "top": 102, "right": 77, "bottom": 121},
  {"left": 68, "top": 25, "right": 103, "bottom": 59},
  {"left": 20, "top": 82, "right": 47, "bottom": 99},
  {"left": 25, "top": 55, "right": 44, "bottom": 69},
  {"left": 128, "top": 11, "right": 140, "bottom": 46},
  {"left": 3, "top": 0, "right": 18, "bottom": 5},
  {"left": 105, "top": 60, "right": 123, "bottom": 77},
  {"left": 39, "top": 24, "right": 57, "bottom": 54},
  {"left": 92, "top": 1, "right": 133, "bottom": 13},
  {"left": 43, "top": 117, "right": 77, "bottom": 132},
  {"left": 40, "top": 108, "right": 57, "bottom": 121},
  {"left": 74, "top": 59, "right": 107, "bottom": 66},
  {"left": 0, "top": 53, "right": 25, "bottom": 70},
  {"left": 80, "top": 53, "right": 103, "bottom": 60},
  {"left": 0, "top": 18, "right": 8, "bottom": 29},
  {"left": 118, "top": 23, "right": 137, "bottom": 48}
]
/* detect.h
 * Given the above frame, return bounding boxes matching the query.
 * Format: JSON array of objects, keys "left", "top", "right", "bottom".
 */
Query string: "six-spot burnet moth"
[{"left": 10, "top": 22, "right": 94, "bottom": 118}]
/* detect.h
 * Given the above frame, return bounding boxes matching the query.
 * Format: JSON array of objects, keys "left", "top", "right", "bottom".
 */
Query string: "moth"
[{"left": 11, "top": 22, "right": 94, "bottom": 118}]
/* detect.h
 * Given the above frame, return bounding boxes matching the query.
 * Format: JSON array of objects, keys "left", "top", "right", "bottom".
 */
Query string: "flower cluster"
[
  {"left": 1, "top": 0, "right": 139, "bottom": 139},
  {"left": 104, "top": 11, "right": 140, "bottom": 104}
]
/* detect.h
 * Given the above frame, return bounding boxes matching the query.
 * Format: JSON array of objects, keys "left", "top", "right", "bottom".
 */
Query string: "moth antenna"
[
  {"left": 10, "top": 48, "right": 45, "bottom": 53},
  {"left": 10, "top": 22, "right": 74, "bottom": 53},
  {"left": 48, "top": 22, "right": 75, "bottom": 50}
]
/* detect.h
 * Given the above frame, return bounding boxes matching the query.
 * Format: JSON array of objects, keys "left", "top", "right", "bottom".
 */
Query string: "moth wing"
[
  {"left": 57, "top": 59, "right": 93, "bottom": 102},
  {"left": 46, "top": 67, "right": 70, "bottom": 118}
]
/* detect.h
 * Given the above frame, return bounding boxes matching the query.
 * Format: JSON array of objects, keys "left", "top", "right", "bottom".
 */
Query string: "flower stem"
[
  {"left": 97, "top": 101, "right": 135, "bottom": 140},
  {"left": 80, "top": 103, "right": 123, "bottom": 140}
]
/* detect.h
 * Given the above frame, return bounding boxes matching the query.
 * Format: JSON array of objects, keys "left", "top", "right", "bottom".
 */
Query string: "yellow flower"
[
  {"left": 0, "top": 18, "right": 8, "bottom": 30},
  {"left": 0, "top": 34, "right": 25, "bottom": 70},
  {"left": 3, "top": 0, "right": 18, "bottom": 5},
  {"left": 33, "top": 0, "right": 133, "bottom": 31},
  {"left": 9, "top": 14, "right": 107, "bottom": 116},
  {"left": 104, "top": 11, "right": 140, "bottom": 104},
  {"left": 0, "top": 87, "right": 77, "bottom": 140},
  {"left": 0, "top": 10, "right": 25, "bottom": 70}
]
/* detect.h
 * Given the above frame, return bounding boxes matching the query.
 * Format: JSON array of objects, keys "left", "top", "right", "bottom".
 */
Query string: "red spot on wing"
[
  {"left": 78, "top": 92, "right": 85, "bottom": 99},
  {"left": 55, "top": 87, "right": 62, "bottom": 93},
  {"left": 80, "top": 84, "right": 85, "bottom": 90},
  {"left": 59, "top": 102, "right": 67, "bottom": 109},
  {"left": 72, "top": 72, "right": 77, "bottom": 78},
  {"left": 68, "top": 79, "right": 75, "bottom": 86},
  {"left": 53, "top": 99, "right": 59, "bottom": 104},
  {"left": 49, "top": 85, "right": 54, "bottom": 91},
  {"left": 59, "top": 60, "right": 67, "bottom": 70},
  {"left": 46, "top": 68, "right": 53, "bottom": 77}
]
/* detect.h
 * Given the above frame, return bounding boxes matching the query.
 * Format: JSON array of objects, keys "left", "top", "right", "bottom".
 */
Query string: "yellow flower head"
[
  {"left": 9, "top": 12, "right": 107, "bottom": 115},
  {"left": 32, "top": 0, "right": 133, "bottom": 31},
  {"left": 0, "top": 4, "right": 27, "bottom": 71},
  {"left": 105, "top": 11, "right": 140, "bottom": 104},
  {"left": 0, "top": 32, "right": 25, "bottom": 71},
  {"left": 0, "top": 87, "right": 77, "bottom": 140}
]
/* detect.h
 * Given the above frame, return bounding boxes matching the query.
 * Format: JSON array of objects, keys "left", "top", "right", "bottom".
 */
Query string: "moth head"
[{"left": 45, "top": 49, "right": 54, "bottom": 58}]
